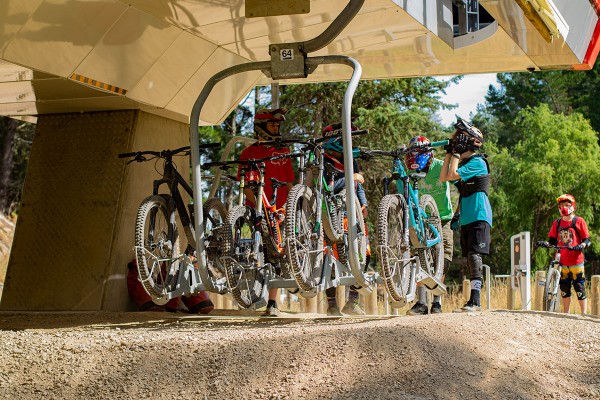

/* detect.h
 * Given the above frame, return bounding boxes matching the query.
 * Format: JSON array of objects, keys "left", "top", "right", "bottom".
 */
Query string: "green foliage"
[{"left": 487, "top": 104, "right": 600, "bottom": 270}]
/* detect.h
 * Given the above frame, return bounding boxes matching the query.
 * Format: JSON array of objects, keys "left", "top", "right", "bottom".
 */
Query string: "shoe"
[
  {"left": 341, "top": 300, "right": 366, "bottom": 316},
  {"left": 430, "top": 302, "right": 442, "bottom": 314},
  {"left": 262, "top": 305, "right": 280, "bottom": 317},
  {"left": 326, "top": 305, "right": 343, "bottom": 316},
  {"left": 454, "top": 302, "right": 481, "bottom": 313},
  {"left": 406, "top": 302, "right": 429, "bottom": 316}
]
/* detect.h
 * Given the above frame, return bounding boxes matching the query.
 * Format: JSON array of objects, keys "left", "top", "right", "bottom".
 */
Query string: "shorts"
[
  {"left": 460, "top": 221, "right": 490, "bottom": 257},
  {"left": 559, "top": 264, "right": 586, "bottom": 299}
]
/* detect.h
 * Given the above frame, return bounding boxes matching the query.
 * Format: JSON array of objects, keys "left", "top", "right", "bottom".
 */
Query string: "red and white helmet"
[{"left": 254, "top": 108, "right": 287, "bottom": 140}]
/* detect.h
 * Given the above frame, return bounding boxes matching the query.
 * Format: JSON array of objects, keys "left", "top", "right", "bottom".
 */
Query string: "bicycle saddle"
[{"left": 270, "top": 177, "right": 286, "bottom": 189}]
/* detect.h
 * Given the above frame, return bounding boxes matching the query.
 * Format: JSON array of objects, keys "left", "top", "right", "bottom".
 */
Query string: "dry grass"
[{"left": 271, "top": 278, "right": 594, "bottom": 316}]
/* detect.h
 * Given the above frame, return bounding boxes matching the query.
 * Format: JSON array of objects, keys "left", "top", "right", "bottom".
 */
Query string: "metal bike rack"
[{"left": 188, "top": 0, "right": 374, "bottom": 297}]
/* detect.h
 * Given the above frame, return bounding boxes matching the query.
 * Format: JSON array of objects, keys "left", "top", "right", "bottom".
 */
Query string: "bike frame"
[
  {"left": 385, "top": 157, "right": 441, "bottom": 249},
  {"left": 152, "top": 157, "right": 197, "bottom": 250}
]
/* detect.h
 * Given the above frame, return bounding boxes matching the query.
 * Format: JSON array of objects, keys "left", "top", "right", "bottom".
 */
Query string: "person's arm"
[{"left": 440, "top": 153, "right": 461, "bottom": 182}]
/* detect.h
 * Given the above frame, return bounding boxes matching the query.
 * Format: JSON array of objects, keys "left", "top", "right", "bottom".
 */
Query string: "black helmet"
[
  {"left": 254, "top": 108, "right": 287, "bottom": 140},
  {"left": 453, "top": 118, "right": 484, "bottom": 153}
]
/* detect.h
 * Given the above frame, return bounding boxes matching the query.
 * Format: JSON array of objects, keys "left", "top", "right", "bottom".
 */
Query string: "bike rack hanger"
[{"left": 189, "top": 0, "right": 374, "bottom": 295}]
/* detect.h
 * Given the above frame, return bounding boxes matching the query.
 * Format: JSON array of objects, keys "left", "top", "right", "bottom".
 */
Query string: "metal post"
[
  {"left": 535, "top": 271, "right": 546, "bottom": 311},
  {"left": 591, "top": 275, "right": 600, "bottom": 316},
  {"left": 463, "top": 278, "right": 471, "bottom": 304},
  {"left": 271, "top": 83, "right": 279, "bottom": 108}
]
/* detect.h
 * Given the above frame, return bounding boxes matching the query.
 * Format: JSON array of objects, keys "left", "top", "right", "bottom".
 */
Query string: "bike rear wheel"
[
  {"left": 418, "top": 194, "right": 444, "bottom": 280},
  {"left": 335, "top": 190, "right": 367, "bottom": 276},
  {"left": 544, "top": 268, "right": 561, "bottom": 312},
  {"left": 223, "top": 205, "right": 265, "bottom": 308},
  {"left": 377, "top": 194, "right": 412, "bottom": 302},
  {"left": 134, "top": 195, "right": 180, "bottom": 303},
  {"left": 285, "top": 184, "right": 324, "bottom": 292},
  {"left": 323, "top": 193, "right": 344, "bottom": 242}
]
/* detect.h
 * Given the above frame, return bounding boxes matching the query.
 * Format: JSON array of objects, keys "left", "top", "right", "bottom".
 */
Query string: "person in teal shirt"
[
  {"left": 440, "top": 119, "right": 492, "bottom": 312},
  {"left": 403, "top": 136, "right": 454, "bottom": 315}
]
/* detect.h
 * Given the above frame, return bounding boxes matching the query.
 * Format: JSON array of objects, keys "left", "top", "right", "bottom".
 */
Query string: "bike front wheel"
[
  {"left": 544, "top": 267, "right": 561, "bottom": 312},
  {"left": 285, "top": 184, "right": 324, "bottom": 292},
  {"left": 377, "top": 194, "right": 412, "bottom": 302},
  {"left": 418, "top": 194, "right": 444, "bottom": 280},
  {"left": 223, "top": 205, "right": 265, "bottom": 308},
  {"left": 134, "top": 195, "right": 180, "bottom": 302}
]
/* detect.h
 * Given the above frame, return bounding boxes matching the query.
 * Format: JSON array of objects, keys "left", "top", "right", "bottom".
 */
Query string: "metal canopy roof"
[{"left": 0, "top": 0, "right": 598, "bottom": 124}]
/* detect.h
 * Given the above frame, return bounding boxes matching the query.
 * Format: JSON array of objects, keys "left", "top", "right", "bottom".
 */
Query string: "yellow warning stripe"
[{"left": 70, "top": 73, "right": 127, "bottom": 95}]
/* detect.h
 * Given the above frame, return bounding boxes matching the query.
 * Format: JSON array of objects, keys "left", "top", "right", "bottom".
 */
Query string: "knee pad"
[
  {"left": 467, "top": 251, "right": 483, "bottom": 280},
  {"left": 559, "top": 279, "right": 572, "bottom": 298},
  {"left": 573, "top": 273, "right": 587, "bottom": 300}
]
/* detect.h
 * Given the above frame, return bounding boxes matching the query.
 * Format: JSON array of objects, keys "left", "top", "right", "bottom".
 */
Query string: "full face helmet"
[
  {"left": 406, "top": 135, "right": 433, "bottom": 172},
  {"left": 453, "top": 118, "right": 484, "bottom": 153},
  {"left": 254, "top": 108, "right": 287, "bottom": 140},
  {"left": 322, "top": 122, "right": 361, "bottom": 158},
  {"left": 556, "top": 193, "right": 576, "bottom": 216}
]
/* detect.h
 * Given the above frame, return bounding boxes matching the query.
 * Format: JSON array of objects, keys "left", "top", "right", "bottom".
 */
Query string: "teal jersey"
[
  {"left": 395, "top": 158, "right": 453, "bottom": 221},
  {"left": 457, "top": 156, "right": 493, "bottom": 227}
]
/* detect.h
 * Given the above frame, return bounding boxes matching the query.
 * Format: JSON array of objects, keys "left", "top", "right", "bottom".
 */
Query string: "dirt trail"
[{"left": 0, "top": 310, "right": 598, "bottom": 400}]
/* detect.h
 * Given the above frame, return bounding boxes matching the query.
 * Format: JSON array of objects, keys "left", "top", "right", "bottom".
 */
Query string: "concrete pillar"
[
  {"left": 535, "top": 271, "right": 546, "bottom": 311},
  {"left": 507, "top": 280, "right": 516, "bottom": 310},
  {"left": 1, "top": 111, "right": 190, "bottom": 311}
]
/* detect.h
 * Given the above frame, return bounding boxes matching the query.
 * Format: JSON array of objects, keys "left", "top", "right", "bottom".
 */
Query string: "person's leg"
[
  {"left": 325, "top": 287, "right": 344, "bottom": 316},
  {"left": 559, "top": 268, "right": 573, "bottom": 314},
  {"left": 264, "top": 288, "right": 279, "bottom": 317},
  {"left": 342, "top": 286, "right": 365, "bottom": 315},
  {"left": 466, "top": 251, "right": 483, "bottom": 307},
  {"left": 407, "top": 284, "right": 429, "bottom": 315},
  {"left": 572, "top": 267, "right": 587, "bottom": 315}
]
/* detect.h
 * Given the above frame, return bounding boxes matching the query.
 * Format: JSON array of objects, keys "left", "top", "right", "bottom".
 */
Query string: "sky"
[{"left": 436, "top": 73, "right": 499, "bottom": 127}]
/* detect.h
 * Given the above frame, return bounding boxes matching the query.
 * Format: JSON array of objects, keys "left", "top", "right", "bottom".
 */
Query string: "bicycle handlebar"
[
  {"left": 118, "top": 142, "right": 220, "bottom": 160},
  {"left": 202, "top": 152, "right": 304, "bottom": 169},
  {"left": 360, "top": 139, "right": 450, "bottom": 159},
  {"left": 259, "top": 129, "right": 369, "bottom": 147}
]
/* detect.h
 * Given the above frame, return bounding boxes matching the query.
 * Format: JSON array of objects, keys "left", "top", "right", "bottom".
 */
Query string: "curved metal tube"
[
  {"left": 304, "top": 0, "right": 365, "bottom": 53},
  {"left": 189, "top": 61, "right": 270, "bottom": 291}
]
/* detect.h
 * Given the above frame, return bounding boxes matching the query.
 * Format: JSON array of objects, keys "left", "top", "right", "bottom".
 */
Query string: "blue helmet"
[
  {"left": 406, "top": 135, "right": 433, "bottom": 172},
  {"left": 322, "top": 123, "right": 361, "bottom": 158}
]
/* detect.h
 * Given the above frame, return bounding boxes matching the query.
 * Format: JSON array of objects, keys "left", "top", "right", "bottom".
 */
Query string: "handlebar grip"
[
  {"left": 118, "top": 152, "right": 137, "bottom": 158},
  {"left": 351, "top": 129, "right": 369, "bottom": 136},
  {"left": 430, "top": 140, "right": 449, "bottom": 148}
]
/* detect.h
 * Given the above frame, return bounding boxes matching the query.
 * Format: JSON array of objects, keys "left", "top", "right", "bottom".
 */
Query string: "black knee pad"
[
  {"left": 559, "top": 279, "right": 572, "bottom": 298},
  {"left": 467, "top": 251, "right": 483, "bottom": 281},
  {"left": 573, "top": 273, "right": 587, "bottom": 300}
]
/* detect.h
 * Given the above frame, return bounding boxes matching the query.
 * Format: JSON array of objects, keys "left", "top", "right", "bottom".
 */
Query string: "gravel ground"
[{"left": 0, "top": 310, "right": 598, "bottom": 400}]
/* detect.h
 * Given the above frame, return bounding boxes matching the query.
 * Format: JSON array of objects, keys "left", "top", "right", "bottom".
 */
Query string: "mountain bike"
[
  {"left": 118, "top": 143, "right": 228, "bottom": 304},
  {"left": 273, "top": 129, "right": 368, "bottom": 292},
  {"left": 363, "top": 140, "right": 447, "bottom": 305},
  {"left": 535, "top": 243, "right": 570, "bottom": 312},
  {"left": 203, "top": 152, "right": 302, "bottom": 308}
]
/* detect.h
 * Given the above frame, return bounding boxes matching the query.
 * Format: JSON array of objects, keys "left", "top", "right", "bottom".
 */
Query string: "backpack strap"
[{"left": 556, "top": 216, "right": 581, "bottom": 241}]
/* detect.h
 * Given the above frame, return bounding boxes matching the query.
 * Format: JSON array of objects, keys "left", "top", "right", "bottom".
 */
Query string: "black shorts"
[{"left": 460, "top": 221, "right": 491, "bottom": 256}]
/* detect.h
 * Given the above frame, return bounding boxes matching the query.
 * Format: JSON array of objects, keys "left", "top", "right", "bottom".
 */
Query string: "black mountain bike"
[{"left": 119, "top": 143, "right": 228, "bottom": 303}]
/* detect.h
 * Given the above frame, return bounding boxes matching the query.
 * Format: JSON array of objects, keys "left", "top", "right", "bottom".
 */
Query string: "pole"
[
  {"left": 463, "top": 279, "right": 471, "bottom": 304},
  {"left": 591, "top": 275, "right": 600, "bottom": 316},
  {"left": 535, "top": 271, "right": 546, "bottom": 311}
]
